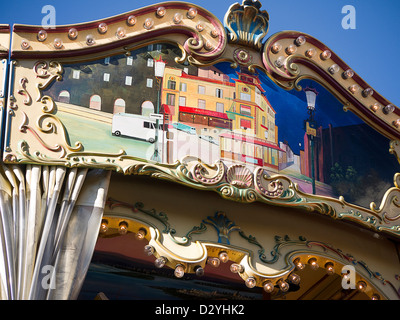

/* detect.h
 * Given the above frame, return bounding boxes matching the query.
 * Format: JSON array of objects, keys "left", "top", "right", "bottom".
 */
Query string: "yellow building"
[{"left": 161, "top": 66, "right": 282, "bottom": 170}]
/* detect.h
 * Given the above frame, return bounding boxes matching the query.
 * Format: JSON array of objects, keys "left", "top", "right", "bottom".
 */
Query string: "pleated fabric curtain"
[{"left": 0, "top": 164, "right": 111, "bottom": 300}]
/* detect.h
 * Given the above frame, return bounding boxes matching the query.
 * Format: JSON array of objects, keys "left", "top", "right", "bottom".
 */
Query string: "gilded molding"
[
  {"left": 262, "top": 31, "right": 400, "bottom": 142},
  {"left": 103, "top": 201, "right": 398, "bottom": 299}
]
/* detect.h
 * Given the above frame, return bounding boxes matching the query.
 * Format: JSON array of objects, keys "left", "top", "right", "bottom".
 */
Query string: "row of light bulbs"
[
  {"left": 20, "top": 6, "right": 217, "bottom": 51},
  {"left": 271, "top": 35, "right": 398, "bottom": 127},
  {"left": 100, "top": 221, "right": 381, "bottom": 299},
  {"left": 294, "top": 257, "right": 381, "bottom": 300}
]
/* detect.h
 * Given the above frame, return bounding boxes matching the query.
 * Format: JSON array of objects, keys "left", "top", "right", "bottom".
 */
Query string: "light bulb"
[
  {"left": 135, "top": 228, "right": 146, "bottom": 240},
  {"left": 68, "top": 28, "right": 78, "bottom": 40},
  {"left": 305, "top": 48, "right": 316, "bottom": 58},
  {"left": 271, "top": 42, "right": 282, "bottom": 54},
  {"left": 21, "top": 39, "right": 30, "bottom": 50},
  {"left": 196, "top": 22, "right": 205, "bottom": 32},
  {"left": 207, "top": 257, "right": 220, "bottom": 267},
  {"left": 328, "top": 64, "right": 340, "bottom": 74},
  {"left": 370, "top": 103, "right": 381, "bottom": 112},
  {"left": 86, "top": 34, "right": 95, "bottom": 46},
  {"left": 245, "top": 277, "right": 256, "bottom": 288},
  {"left": 144, "top": 18, "right": 154, "bottom": 30},
  {"left": 127, "top": 15, "right": 137, "bottom": 26},
  {"left": 230, "top": 263, "right": 244, "bottom": 273},
  {"left": 204, "top": 41, "right": 213, "bottom": 51},
  {"left": 53, "top": 38, "right": 63, "bottom": 49},
  {"left": 98, "top": 22, "right": 108, "bottom": 34},
  {"left": 295, "top": 35, "right": 306, "bottom": 46},
  {"left": 155, "top": 256, "right": 167, "bottom": 268},
  {"left": 294, "top": 258, "right": 305, "bottom": 270},
  {"left": 349, "top": 84, "right": 359, "bottom": 94},
  {"left": 156, "top": 6, "right": 166, "bottom": 17},
  {"left": 144, "top": 245, "right": 155, "bottom": 256},
  {"left": 118, "top": 221, "right": 128, "bottom": 234},
  {"left": 320, "top": 50, "right": 332, "bottom": 60},
  {"left": 308, "top": 258, "right": 319, "bottom": 270},
  {"left": 116, "top": 27, "right": 126, "bottom": 39},
  {"left": 393, "top": 119, "right": 400, "bottom": 128},
  {"left": 263, "top": 281, "right": 274, "bottom": 293},
  {"left": 286, "top": 44, "right": 297, "bottom": 55},
  {"left": 278, "top": 279, "right": 289, "bottom": 292},
  {"left": 288, "top": 273, "right": 300, "bottom": 285},
  {"left": 194, "top": 266, "right": 204, "bottom": 277},
  {"left": 187, "top": 7, "right": 198, "bottom": 19},
  {"left": 275, "top": 56, "right": 285, "bottom": 68},
  {"left": 218, "top": 251, "right": 229, "bottom": 263},
  {"left": 383, "top": 104, "right": 395, "bottom": 114},
  {"left": 325, "top": 262, "right": 335, "bottom": 275},
  {"left": 210, "top": 29, "right": 219, "bottom": 38},
  {"left": 100, "top": 219, "right": 108, "bottom": 233},
  {"left": 357, "top": 281, "right": 367, "bottom": 292},
  {"left": 343, "top": 69, "right": 354, "bottom": 79},
  {"left": 362, "top": 88, "right": 374, "bottom": 98},
  {"left": 173, "top": 12, "right": 183, "bottom": 24},
  {"left": 371, "top": 294, "right": 380, "bottom": 300},
  {"left": 174, "top": 265, "right": 185, "bottom": 278},
  {"left": 37, "top": 30, "right": 47, "bottom": 42}
]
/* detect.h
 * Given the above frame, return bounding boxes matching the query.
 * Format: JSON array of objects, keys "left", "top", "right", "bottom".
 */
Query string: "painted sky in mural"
[{"left": 44, "top": 42, "right": 398, "bottom": 208}]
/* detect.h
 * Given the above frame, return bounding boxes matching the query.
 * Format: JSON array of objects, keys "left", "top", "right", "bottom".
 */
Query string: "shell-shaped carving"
[{"left": 226, "top": 164, "right": 253, "bottom": 189}]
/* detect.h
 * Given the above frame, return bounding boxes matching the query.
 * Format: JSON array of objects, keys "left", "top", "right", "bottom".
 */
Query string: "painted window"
[
  {"left": 240, "top": 105, "right": 251, "bottom": 116},
  {"left": 166, "top": 93, "right": 176, "bottom": 105},
  {"left": 146, "top": 78, "right": 153, "bottom": 88},
  {"left": 167, "top": 80, "right": 176, "bottom": 90},
  {"left": 125, "top": 76, "right": 132, "bottom": 86},
  {"left": 198, "top": 99, "right": 206, "bottom": 109},
  {"left": 113, "top": 98, "right": 126, "bottom": 114},
  {"left": 141, "top": 101, "right": 155, "bottom": 116},
  {"left": 240, "top": 119, "right": 251, "bottom": 129},
  {"left": 58, "top": 90, "right": 70, "bottom": 103},
  {"left": 240, "top": 92, "right": 251, "bottom": 101},
  {"left": 147, "top": 58, "right": 154, "bottom": 67},
  {"left": 198, "top": 85, "right": 205, "bottom": 95},
  {"left": 89, "top": 95, "right": 101, "bottom": 110},
  {"left": 72, "top": 70, "right": 80, "bottom": 79},
  {"left": 216, "top": 88, "right": 223, "bottom": 98},
  {"left": 103, "top": 73, "right": 110, "bottom": 82},
  {"left": 127, "top": 56, "right": 133, "bottom": 65},
  {"left": 216, "top": 102, "right": 224, "bottom": 113},
  {"left": 180, "top": 82, "right": 187, "bottom": 92},
  {"left": 179, "top": 96, "right": 186, "bottom": 106},
  {"left": 104, "top": 57, "right": 110, "bottom": 65}
]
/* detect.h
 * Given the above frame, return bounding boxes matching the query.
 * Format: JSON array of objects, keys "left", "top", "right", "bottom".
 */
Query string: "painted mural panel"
[{"left": 40, "top": 42, "right": 398, "bottom": 208}]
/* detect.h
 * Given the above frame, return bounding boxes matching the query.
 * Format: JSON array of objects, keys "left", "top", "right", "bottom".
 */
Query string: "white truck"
[{"left": 112, "top": 112, "right": 166, "bottom": 143}]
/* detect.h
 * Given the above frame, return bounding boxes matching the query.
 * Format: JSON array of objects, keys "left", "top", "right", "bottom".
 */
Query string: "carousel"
[{"left": 0, "top": 0, "right": 399, "bottom": 301}]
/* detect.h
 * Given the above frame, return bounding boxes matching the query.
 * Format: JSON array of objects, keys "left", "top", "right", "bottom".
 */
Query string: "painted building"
[{"left": 161, "top": 65, "right": 283, "bottom": 171}]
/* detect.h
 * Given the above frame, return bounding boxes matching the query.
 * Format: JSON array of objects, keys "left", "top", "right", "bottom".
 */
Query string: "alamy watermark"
[
  {"left": 341, "top": 265, "right": 356, "bottom": 289},
  {"left": 41, "top": 5, "right": 56, "bottom": 29},
  {"left": 342, "top": 5, "right": 356, "bottom": 30},
  {"left": 41, "top": 265, "right": 56, "bottom": 290}
]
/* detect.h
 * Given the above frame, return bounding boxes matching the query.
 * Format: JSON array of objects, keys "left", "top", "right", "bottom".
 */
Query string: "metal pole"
[{"left": 151, "top": 77, "right": 161, "bottom": 162}]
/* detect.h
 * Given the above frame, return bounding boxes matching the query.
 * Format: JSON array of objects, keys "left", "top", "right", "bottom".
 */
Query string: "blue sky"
[{"left": 0, "top": 0, "right": 399, "bottom": 108}]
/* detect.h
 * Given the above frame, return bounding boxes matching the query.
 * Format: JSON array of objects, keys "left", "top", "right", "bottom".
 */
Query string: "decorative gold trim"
[{"left": 101, "top": 201, "right": 396, "bottom": 300}]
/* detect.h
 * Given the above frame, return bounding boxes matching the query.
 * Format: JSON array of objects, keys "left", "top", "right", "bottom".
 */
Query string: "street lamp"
[
  {"left": 151, "top": 56, "right": 166, "bottom": 163},
  {"left": 304, "top": 87, "right": 318, "bottom": 194}
]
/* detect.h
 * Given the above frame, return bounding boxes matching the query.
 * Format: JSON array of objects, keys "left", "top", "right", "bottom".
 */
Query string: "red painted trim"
[
  {"left": 260, "top": 124, "right": 268, "bottom": 130},
  {"left": 179, "top": 106, "right": 229, "bottom": 119}
]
